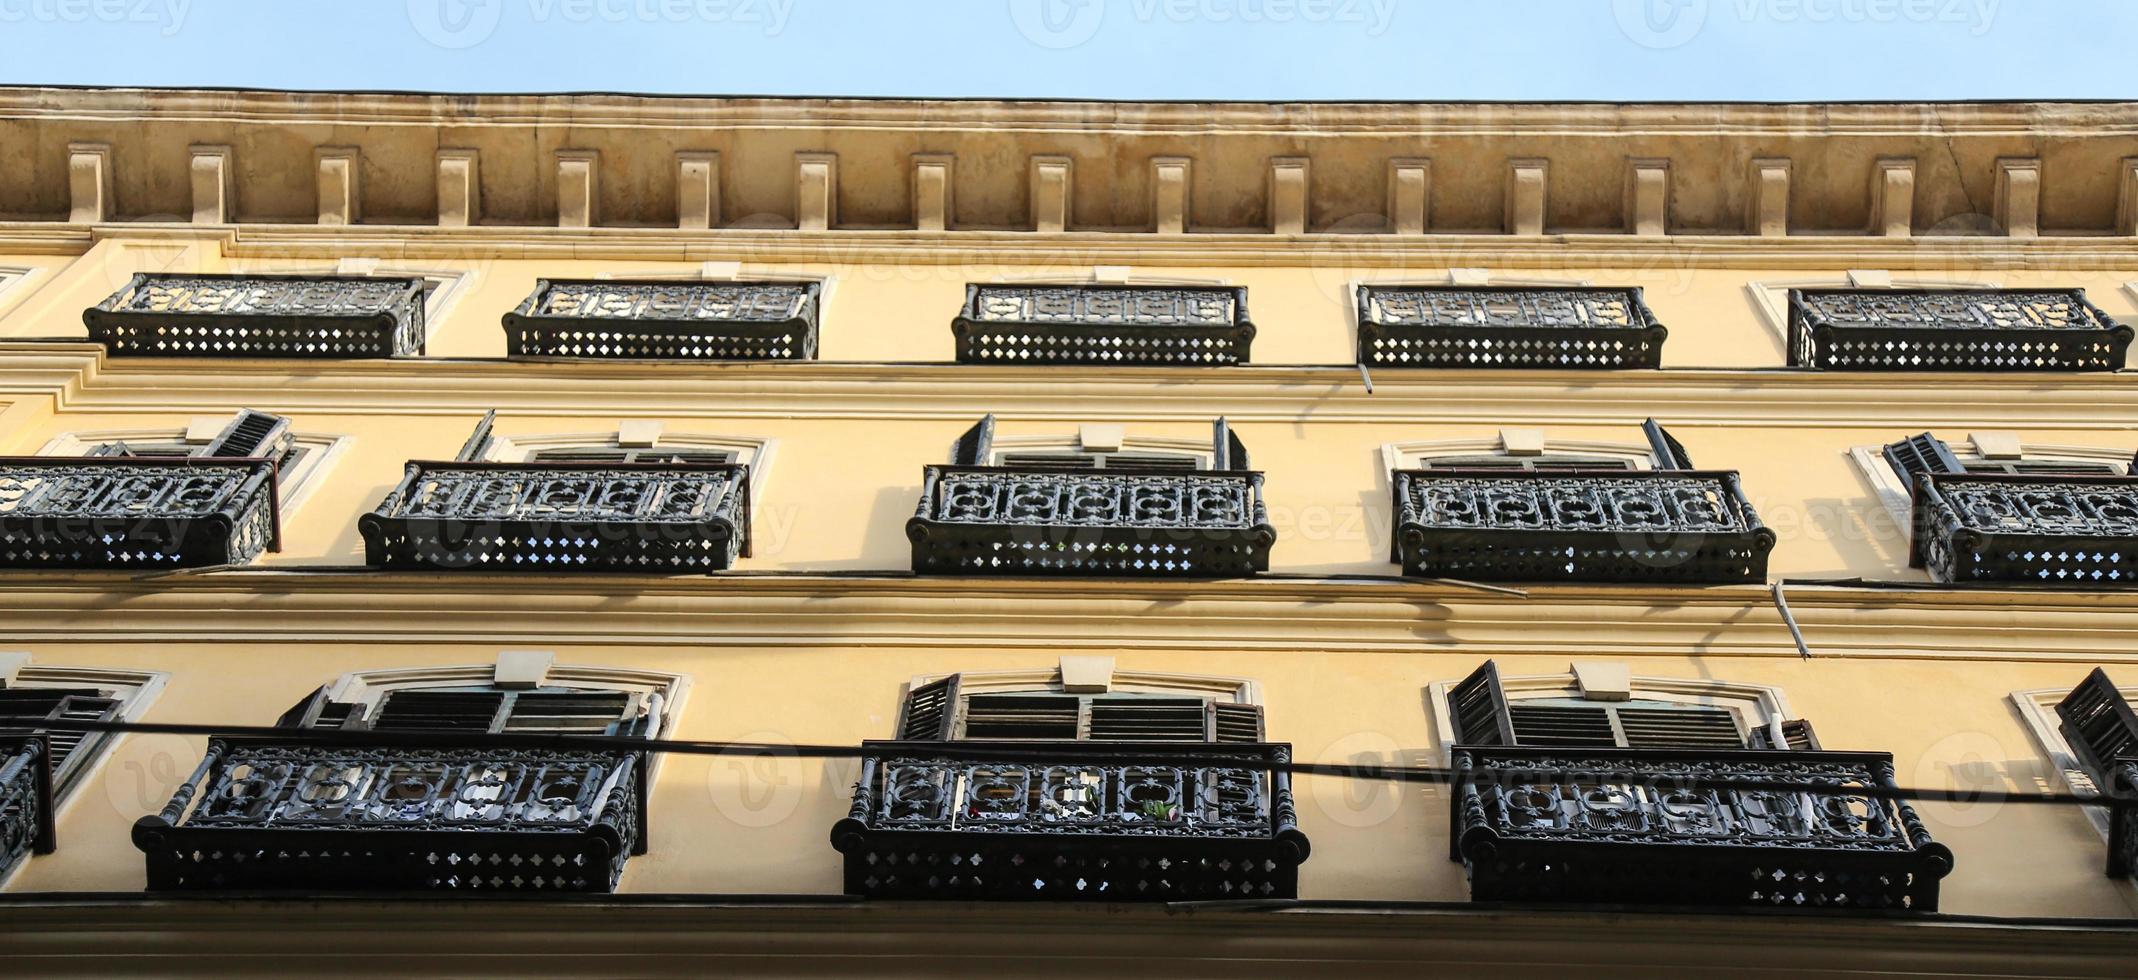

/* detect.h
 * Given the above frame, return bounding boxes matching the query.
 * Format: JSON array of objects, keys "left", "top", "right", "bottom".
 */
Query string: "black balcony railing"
[
  {"left": 359, "top": 460, "right": 750, "bottom": 573},
  {"left": 832, "top": 741, "right": 1309, "bottom": 901},
  {"left": 1356, "top": 285, "right": 1667, "bottom": 369},
  {"left": 0, "top": 457, "right": 280, "bottom": 569},
  {"left": 84, "top": 274, "right": 428, "bottom": 358},
  {"left": 1907, "top": 472, "right": 2138, "bottom": 585},
  {"left": 1451, "top": 746, "right": 1952, "bottom": 911},
  {"left": 1788, "top": 288, "right": 2131, "bottom": 371},
  {"left": 503, "top": 279, "right": 821, "bottom": 360},
  {"left": 134, "top": 737, "right": 646, "bottom": 892},
  {"left": 908, "top": 466, "right": 1273, "bottom": 576},
  {"left": 952, "top": 284, "right": 1254, "bottom": 365},
  {"left": 1392, "top": 469, "right": 1772, "bottom": 584},
  {"left": 0, "top": 737, "right": 54, "bottom": 880},
  {"left": 2055, "top": 669, "right": 2138, "bottom": 877}
]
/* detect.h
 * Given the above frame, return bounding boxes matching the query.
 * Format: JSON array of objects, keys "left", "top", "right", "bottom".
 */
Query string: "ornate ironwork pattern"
[
  {"left": 908, "top": 465, "right": 1274, "bottom": 576},
  {"left": 360, "top": 460, "right": 750, "bottom": 573},
  {"left": 1357, "top": 286, "right": 1667, "bottom": 369},
  {"left": 0, "top": 739, "right": 54, "bottom": 882},
  {"left": 1909, "top": 473, "right": 2138, "bottom": 585},
  {"left": 84, "top": 274, "right": 428, "bottom": 359},
  {"left": 1451, "top": 747, "right": 1951, "bottom": 911},
  {"left": 952, "top": 284, "right": 1255, "bottom": 365},
  {"left": 832, "top": 741, "right": 1309, "bottom": 901},
  {"left": 0, "top": 458, "right": 280, "bottom": 569},
  {"left": 1788, "top": 288, "right": 2131, "bottom": 371},
  {"left": 503, "top": 279, "right": 820, "bottom": 360},
  {"left": 1393, "top": 469, "right": 1772, "bottom": 583},
  {"left": 134, "top": 737, "right": 643, "bottom": 892}
]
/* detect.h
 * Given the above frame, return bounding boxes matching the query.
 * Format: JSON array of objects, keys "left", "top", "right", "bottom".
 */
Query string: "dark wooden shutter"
[
  {"left": 202, "top": 410, "right": 293, "bottom": 460},
  {"left": 896, "top": 676, "right": 960, "bottom": 740},
  {"left": 1445, "top": 661, "right": 1516, "bottom": 747},
  {"left": 1213, "top": 417, "right": 1250, "bottom": 471},
  {"left": 500, "top": 691, "right": 635, "bottom": 734},
  {"left": 950, "top": 416, "right": 996, "bottom": 466},
  {"left": 1642, "top": 418, "right": 1694, "bottom": 470},
  {"left": 1882, "top": 433, "right": 1965, "bottom": 495},
  {"left": 1506, "top": 704, "right": 1620, "bottom": 747},
  {"left": 2057, "top": 668, "right": 2138, "bottom": 779},
  {"left": 369, "top": 690, "right": 510, "bottom": 733},
  {"left": 961, "top": 694, "right": 1080, "bottom": 739},
  {"left": 1617, "top": 706, "right": 1747, "bottom": 748},
  {"left": 86, "top": 441, "right": 136, "bottom": 458},
  {"left": 997, "top": 452, "right": 1101, "bottom": 471},
  {"left": 1087, "top": 697, "right": 1209, "bottom": 741},
  {"left": 0, "top": 688, "right": 122, "bottom": 778},
  {"left": 1752, "top": 718, "right": 1823, "bottom": 751},
  {"left": 456, "top": 409, "right": 498, "bottom": 462},
  {"left": 1211, "top": 702, "right": 1265, "bottom": 743}
]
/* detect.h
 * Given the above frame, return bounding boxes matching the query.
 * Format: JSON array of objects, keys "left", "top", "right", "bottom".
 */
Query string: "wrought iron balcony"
[
  {"left": 2055, "top": 669, "right": 2138, "bottom": 877},
  {"left": 84, "top": 274, "right": 428, "bottom": 358},
  {"left": 503, "top": 279, "right": 820, "bottom": 360},
  {"left": 1357, "top": 285, "right": 1667, "bottom": 369},
  {"left": 0, "top": 457, "right": 280, "bottom": 569},
  {"left": 1788, "top": 288, "right": 2131, "bottom": 371},
  {"left": 360, "top": 460, "right": 750, "bottom": 573},
  {"left": 134, "top": 736, "right": 646, "bottom": 892},
  {"left": 0, "top": 737, "right": 55, "bottom": 880},
  {"left": 1451, "top": 746, "right": 1952, "bottom": 911},
  {"left": 1392, "top": 469, "right": 1772, "bottom": 584},
  {"left": 832, "top": 741, "right": 1308, "bottom": 902},
  {"left": 952, "top": 284, "right": 1254, "bottom": 365},
  {"left": 908, "top": 465, "right": 1273, "bottom": 576},
  {"left": 1906, "top": 472, "right": 2138, "bottom": 585}
]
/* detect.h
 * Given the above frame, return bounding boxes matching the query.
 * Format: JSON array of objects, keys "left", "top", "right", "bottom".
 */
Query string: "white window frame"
[
  {"left": 911, "top": 666, "right": 1259, "bottom": 705},
  {"left": 3, "top": 663, "right": 166, "bottom": 800},
  {"left": 1849, "top": 438, "right": 2133, "bottom": 534},
  {"left": 1425, "top": 668, "right": 1794, "bottom": 763},
  {"left": 36, "top": 421, "right": 351, "bottom": 517},
  {"left": 988, "top": 433, "right": 1214, "bottom": 470},
  {"left": 483, "top": 428, "right": 776, "bottom": 502},
  {"left": 0, "top": 265, "right": 46, "bottom": 314},
  {"left": 1381, "top": 435, "right": 1658, "bottom": 483},
  {"left": 2012, "top": 684, "right": 2135, "bottom": 841},
  {"left": 986, "top": 266, "right": 1231, "bottom": 288},
  {"left": 1743, "top": 271, "right": 2001, "bottom": 352},
  {"left": 323, "top": 661, "right": 688, "bottom": 742}
]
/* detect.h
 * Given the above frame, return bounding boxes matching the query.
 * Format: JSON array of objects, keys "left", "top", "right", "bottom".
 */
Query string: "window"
[
  {"left": 0, "top": 661, "right": 163, "bottom": 796},
  {"left": 994, "top": 449, "right": 1205, "bottom": 473},
  {"left": 1744, "top": 271, "right": 1998, "bottom": 351},
  {"left": 894, "top": 664, "right": 1262, "bottom": 743},
  {"left": 2015, "top": 670, "right": 2138, "bottom": 840},
  {"left": 476, "top": 422, "right": 773, "bottom": 499},
  {"left": 529, "top": 447, "right": 737, "bottom": 466},
  {"left": 1413, "top": 454, "right": 1640, "bottom": 473},
  {"left": 1852, "top": 432, "right": 2134, "bottom": 533},
  {"left": 0, "top": 265, "right": 42, "bottom": 314},
  {"left": 1382, "top": 423, "right": 1691, "bottom": 476},
  {"left": 284, "top": 657, "right": 684, "bottom": 741},
  {"left": 40, "top": 410, "right": 346, "bottom": 513},
  {"left": 964, "top": 418, "right": 1247, "bottom": 472},
  {"left": 1430, "top": 661, "right": 1809, "bottom": 758}
]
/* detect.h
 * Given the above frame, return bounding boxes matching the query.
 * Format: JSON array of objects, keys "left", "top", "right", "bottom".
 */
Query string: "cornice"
[
  {"left": 2, "top": 89, "right": 2134, "bottom": 135},
  {"left": 2, "top": 572, "right": 2137, "bottom": 663},
  {"left": 6, "top": 342, "right": 2138, "bottom": 427}
]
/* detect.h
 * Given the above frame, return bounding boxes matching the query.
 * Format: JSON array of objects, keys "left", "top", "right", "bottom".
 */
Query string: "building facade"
[{"left": 0, "top": 89, "right": 2136, "bottom": 973}]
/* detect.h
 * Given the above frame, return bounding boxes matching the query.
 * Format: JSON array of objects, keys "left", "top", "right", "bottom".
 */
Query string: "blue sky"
[{"left": 0, "top": 0, "right": 2128, "bottom": 100}]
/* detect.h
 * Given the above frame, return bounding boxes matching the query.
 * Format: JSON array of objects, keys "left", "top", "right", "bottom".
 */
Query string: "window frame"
[
  {"left": 1381, "top": 436, "right": 1659, "bottom": 479},
  {"left": 1850, "top": 438, "right": 2135, "bottom": 536},
  {"left": 0, "top": 264, "right": 45, "bottom": 316},
  {"left": 2012, "top": 684, "right": 2135, "bottom": 842},
  {"left": 986, "top": 434, "right": 1216, "bottom": 471},
  {"left": 0, "top": 664, "right": 165, "bottom": 800},
  {"left": 1426, "top": 667, "right": 1793, "bottom": 763},
  {"left": 900, "top": 667, "right": 1261, "bottom": 742},
  {"left": 485, "top": 429, "right": 776, "bottom": 502},
  {"left": 317, "top": 663, "right": 687, "bottom": 742},
  {"left": 1743, "top": 271, "right": 2000, "bottom": 354},
  {"left": 35, "top": 423, "right": 349, "bottom": 517}
]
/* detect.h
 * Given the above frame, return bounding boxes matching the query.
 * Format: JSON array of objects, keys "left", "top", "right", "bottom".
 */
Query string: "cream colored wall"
[{"left": 5, "top": 640, "right": 2134, "bottom": 919}]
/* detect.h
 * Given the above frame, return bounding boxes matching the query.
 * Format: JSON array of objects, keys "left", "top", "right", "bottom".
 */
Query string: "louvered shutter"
[
  {"left": 1213, "top": 417, "right": 1250, "bottom": 471},
  {"left": 500, "top": 691, "right": 636, "bottom": 735},
  {"left": 368, "top": 690, "right": 510, "bottom": 733},
  {"left": 2057, "top": 668, "right": 2138, "bottom": 779},
  {"left": 1882, "top": 433, "right": 1965, "bottom": 496},
  {"left": 456, "top": 409, "right": 498, "bottom": 462},
  {"left": 1642, "top": 418, "right": 1695, "bottom": 470},
  {"left": 1445, "top": 661, "right": 1516, "bottom": 747},
  {"left": 998, "top": 452, "right": 1101, "bottom": 471},
  {"left": 1752, "top": 718, "right": 1823, "bottom": 751},
  {"left": 961, "top": 694, "right": 1081, "bottom": 739},
  {"left": 1506, "top": 703, "right": 1621, "bottom": 747},
  {"left": 895, "top": 676, "right": 960, "bottom": 740},
  {"left": 1087, "top": 697, "right": 1209, "bottom": 741},
  {"left": 202, "top": 410, "right": 293, "bottom": 461},
  {"left": 950, "top": 416, "right": 996, "bottom": 466},
  {"left": 1211, "top": 702, "right": 1265, "bottom": 743},
  {"left": 0, "top": 688, "right": 121, "bottom": 779},
  {"left": 1616, "top": 706, "right": 1747, "bottom": 748},
  {"left": 86, "top": 441, "right": 136, "bottom": 458}
]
